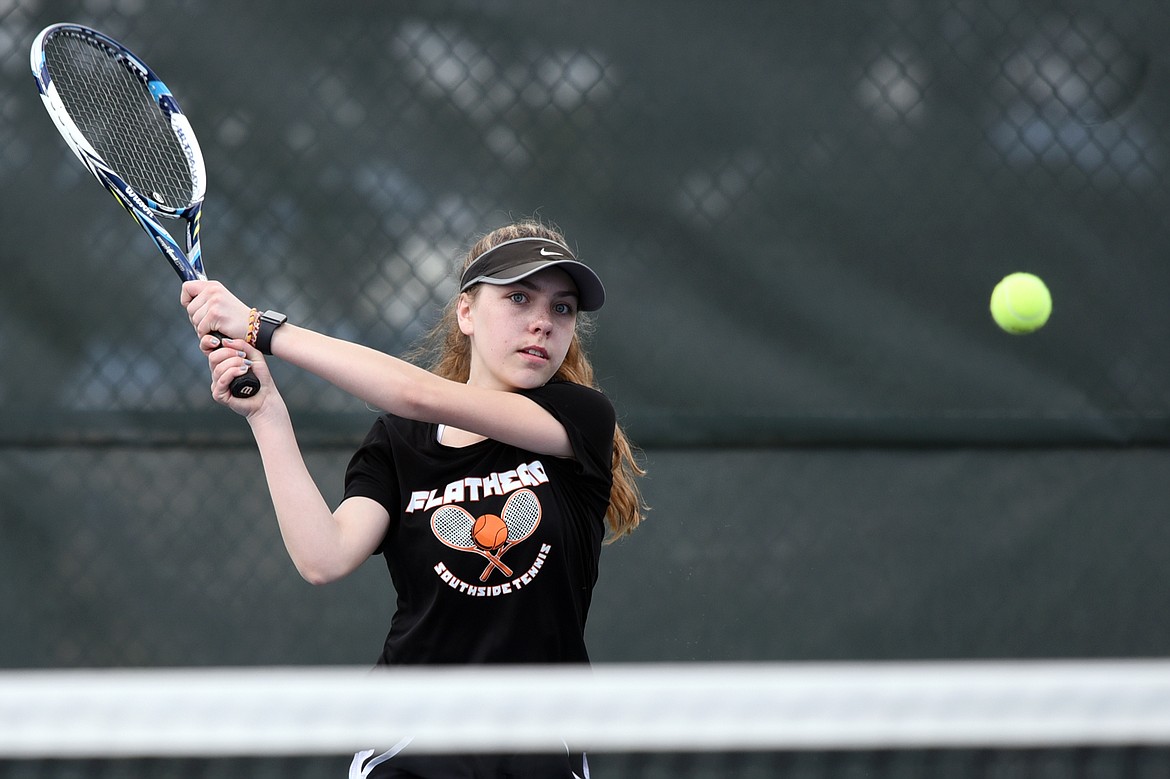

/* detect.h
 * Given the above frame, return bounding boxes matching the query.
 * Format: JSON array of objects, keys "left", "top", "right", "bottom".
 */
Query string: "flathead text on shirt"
[{"left": 405, "top": 460, "right": 549, "bottom": 513}]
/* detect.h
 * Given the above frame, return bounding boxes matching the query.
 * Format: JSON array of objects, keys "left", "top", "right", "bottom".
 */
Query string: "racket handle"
[
  {"left": 230, "top": 370, "right": 261, "bottom": 398},
  {"left": 211, "top": 330, "right": 261, "bottom": 398}
]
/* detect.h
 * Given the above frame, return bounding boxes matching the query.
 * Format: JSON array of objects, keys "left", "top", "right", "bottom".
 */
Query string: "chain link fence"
[{"left": 2, "top": 0, "right": 1169, "bottom": 667}]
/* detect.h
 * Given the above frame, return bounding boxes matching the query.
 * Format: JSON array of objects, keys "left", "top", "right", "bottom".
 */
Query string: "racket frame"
[
  {"left": 31, "top": 23, "right": 259, "bottom": 398},
  {"left": 31, "top": 23, "right": 208, "bottom": 282}
]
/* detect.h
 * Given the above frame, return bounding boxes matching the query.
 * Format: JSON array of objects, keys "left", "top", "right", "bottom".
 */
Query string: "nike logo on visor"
[{"left": 539, "top": 247, "right": 564, "bottom": 256}]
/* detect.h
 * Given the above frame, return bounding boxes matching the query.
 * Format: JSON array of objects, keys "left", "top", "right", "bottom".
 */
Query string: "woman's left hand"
[{"left": 181, "top": 279, "right": 253, "bottom": 341}]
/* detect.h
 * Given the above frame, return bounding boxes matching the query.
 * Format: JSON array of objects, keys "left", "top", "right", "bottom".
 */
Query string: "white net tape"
[{"left": 3, "top": 661, "right": 1170, "bottom": 759}]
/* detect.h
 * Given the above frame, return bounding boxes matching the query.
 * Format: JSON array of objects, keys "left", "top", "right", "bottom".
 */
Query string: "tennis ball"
[
  {"left": 472, "top": 514, "right": 508, "bottom": 551},
  {"left": 990, "top": 272, "right": 1051, "bottom": 334}
]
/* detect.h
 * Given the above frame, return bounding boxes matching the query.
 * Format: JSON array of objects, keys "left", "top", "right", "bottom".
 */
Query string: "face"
[{"left": 457, "top": 267, "right": 579, "bottom": 391}]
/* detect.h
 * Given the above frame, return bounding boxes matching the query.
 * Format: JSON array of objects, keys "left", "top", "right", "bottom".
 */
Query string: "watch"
[{"left": 255, "top": 310, "right": 287, "bottom": 355}]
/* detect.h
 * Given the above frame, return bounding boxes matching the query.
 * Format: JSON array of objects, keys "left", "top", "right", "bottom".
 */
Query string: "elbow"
[
  {"left": 301, "top": 570, "right": 334, "bottom": 587},
  {"left": 294, "top": 560, "right": 346, "bottom": 586}
]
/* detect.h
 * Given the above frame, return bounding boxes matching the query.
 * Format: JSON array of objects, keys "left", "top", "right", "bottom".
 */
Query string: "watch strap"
[{"left": 256, "top": 310, "right": 287, "bottom": 355}]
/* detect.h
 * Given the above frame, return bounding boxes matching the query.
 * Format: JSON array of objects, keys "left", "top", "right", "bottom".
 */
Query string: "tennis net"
[{"left": 3, "top": 660, "right": 1170, "bottom": 777}]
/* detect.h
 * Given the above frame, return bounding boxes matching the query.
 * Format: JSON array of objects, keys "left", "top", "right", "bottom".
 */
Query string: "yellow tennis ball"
[{"left": 990, "top": 272, "right": 1052, "bottom": 334}]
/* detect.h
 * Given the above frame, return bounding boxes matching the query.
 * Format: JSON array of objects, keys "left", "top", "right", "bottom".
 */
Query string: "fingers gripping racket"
[{"left": 31, "top": 23, "right": 258, "bottom": 398}]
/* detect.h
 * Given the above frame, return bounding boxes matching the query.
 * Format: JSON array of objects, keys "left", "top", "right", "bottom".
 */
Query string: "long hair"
[{"left": 413, "top": 220, "right": 647, "bottom": 541}]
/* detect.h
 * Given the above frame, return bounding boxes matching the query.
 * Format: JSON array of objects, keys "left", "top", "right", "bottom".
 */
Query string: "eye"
[
  {"left": 553, "top": 301, "right": 576, "bottom": 316},
  {"left": 508, "top": 292, "right": 528, "bottom": 304}
]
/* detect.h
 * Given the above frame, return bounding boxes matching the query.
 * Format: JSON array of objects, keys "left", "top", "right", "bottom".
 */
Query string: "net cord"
[{"left": 3, "top": 660, "right": 1170, "bottom": 758}]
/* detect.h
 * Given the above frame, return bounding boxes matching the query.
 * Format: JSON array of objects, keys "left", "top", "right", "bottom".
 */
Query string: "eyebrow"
[{"left": 508, "top": 279, "right": 579, "bottom": 299}]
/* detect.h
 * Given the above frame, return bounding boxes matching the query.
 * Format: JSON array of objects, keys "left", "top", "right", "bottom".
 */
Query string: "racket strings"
[
  {"left": 44, "top": 32, "right": 194, "bottom": 209},
  {"left": 432, "top": 507, "right": 477, "bottom": 549},
  {"left": 503, "top": 491, "right": 540, "bottom": 537}
]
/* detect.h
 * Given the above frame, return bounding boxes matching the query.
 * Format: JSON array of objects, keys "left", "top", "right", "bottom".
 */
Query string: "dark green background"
[{"left": 1, "top": 0, "right": 1167, "bottom": 669}]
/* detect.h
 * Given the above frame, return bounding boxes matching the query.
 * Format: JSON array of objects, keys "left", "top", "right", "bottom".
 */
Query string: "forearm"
[
  {"left": 267, "top": 324, "right": 432, "bottom": 418},
  {"left": 184, "top": 282, "right": 437, "bottom": 422},
  {"left": 265, "top": 322, "right": 575, "bottom": 456},
  {"left": 247, "top": 406, "right": 364, "bottom": 584}
]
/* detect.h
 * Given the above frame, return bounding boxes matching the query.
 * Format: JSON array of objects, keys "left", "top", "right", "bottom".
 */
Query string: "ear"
[{"left": 456, "top": 292, "right": 474, "bottom": 336}]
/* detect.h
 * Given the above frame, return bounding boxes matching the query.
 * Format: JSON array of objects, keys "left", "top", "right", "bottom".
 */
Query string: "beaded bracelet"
[{"left": 245, "top": 308, "right": 260, "bottom": 347}]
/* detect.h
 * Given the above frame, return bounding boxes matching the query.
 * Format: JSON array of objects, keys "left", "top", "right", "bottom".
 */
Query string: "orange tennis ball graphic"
[{"left": 472, "top": 513, "right": 509, "bottom": 551}]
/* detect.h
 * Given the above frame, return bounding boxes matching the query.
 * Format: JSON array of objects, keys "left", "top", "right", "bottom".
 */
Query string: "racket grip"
[
  {"left": 211, "top": 330, "right": 261, "bottom": 398},
  {"left": 229, "top": 370, "right": 261, "bottom": 398}
]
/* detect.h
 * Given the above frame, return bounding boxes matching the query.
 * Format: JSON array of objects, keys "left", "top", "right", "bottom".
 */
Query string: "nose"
[{"left": 530, "top": 312, "right": 553, "bottom": 334}]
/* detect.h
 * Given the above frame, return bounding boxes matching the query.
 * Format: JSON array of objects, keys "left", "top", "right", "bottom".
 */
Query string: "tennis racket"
[
  {"left": 479, "top": 489, "right": 541, "bottom": 582},
  {"left": 30, "top": 23, "right": 259, "bottom": 398},
  {"left": 431, "top": 505, "right": 514, "bottom": 578}
]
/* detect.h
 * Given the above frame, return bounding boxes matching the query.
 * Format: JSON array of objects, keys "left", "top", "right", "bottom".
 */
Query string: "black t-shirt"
[{"left": 343, "top": 380, "right": 615, "bottom": 666}]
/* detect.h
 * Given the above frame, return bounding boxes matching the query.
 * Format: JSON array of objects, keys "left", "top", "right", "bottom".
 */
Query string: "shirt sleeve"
[
  {"left": 342, "top": 416, "right": 401, "bottom": 516},
  {"left": 522, "top": 381, "right": 615, "bottom": 487}
]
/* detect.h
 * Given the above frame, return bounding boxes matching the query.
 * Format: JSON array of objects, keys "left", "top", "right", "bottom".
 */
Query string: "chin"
[{"left": 508, "top": 370, "right": 555, "bottom": 391}]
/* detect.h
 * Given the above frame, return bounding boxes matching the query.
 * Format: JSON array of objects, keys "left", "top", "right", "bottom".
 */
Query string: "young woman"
[{"left": 181, "top": 220, "right": 646, "bottom": 777}]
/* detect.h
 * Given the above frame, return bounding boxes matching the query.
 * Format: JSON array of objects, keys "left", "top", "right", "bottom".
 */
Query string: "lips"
[{"left": 520, "top": 345, "right": 549, "bottom": 360}]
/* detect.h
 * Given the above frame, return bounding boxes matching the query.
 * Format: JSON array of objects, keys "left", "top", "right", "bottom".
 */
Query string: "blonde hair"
[{"left": 414, "top": 220, "right": 646, "bottom": 541}]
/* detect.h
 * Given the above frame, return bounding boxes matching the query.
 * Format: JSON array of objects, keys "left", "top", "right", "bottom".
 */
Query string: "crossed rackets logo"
[{"left": 430, "top": 489, "right": 542, "bottom": 581}]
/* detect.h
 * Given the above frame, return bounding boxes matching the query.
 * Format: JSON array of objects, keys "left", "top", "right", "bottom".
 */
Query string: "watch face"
[{"left": 262, "top": 311, "right": 287, "bottom": 325}]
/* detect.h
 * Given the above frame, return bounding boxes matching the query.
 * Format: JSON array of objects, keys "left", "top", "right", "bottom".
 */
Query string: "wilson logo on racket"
[{"left": 430, "top": 489, "right": 542, "bottom": 582}]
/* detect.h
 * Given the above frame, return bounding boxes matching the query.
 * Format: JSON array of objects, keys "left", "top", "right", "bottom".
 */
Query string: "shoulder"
[
  {"left": 522, "top": 380, "right": 615, "bottom": 469},
  {"left": 523, "top": 380, "right": 614, "bottom": 422},
  {"left": 356, "top": 412, "right": 435, "bottom": 451}
]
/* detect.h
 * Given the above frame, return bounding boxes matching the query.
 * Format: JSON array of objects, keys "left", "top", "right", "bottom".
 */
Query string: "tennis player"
[{"left": 181, "top": 220, "right": 646, "bottom": 778}]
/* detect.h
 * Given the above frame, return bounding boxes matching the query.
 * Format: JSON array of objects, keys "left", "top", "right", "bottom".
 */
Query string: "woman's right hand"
[{"left": 204, "top": 335, "right": 284, "bottom": 421}]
